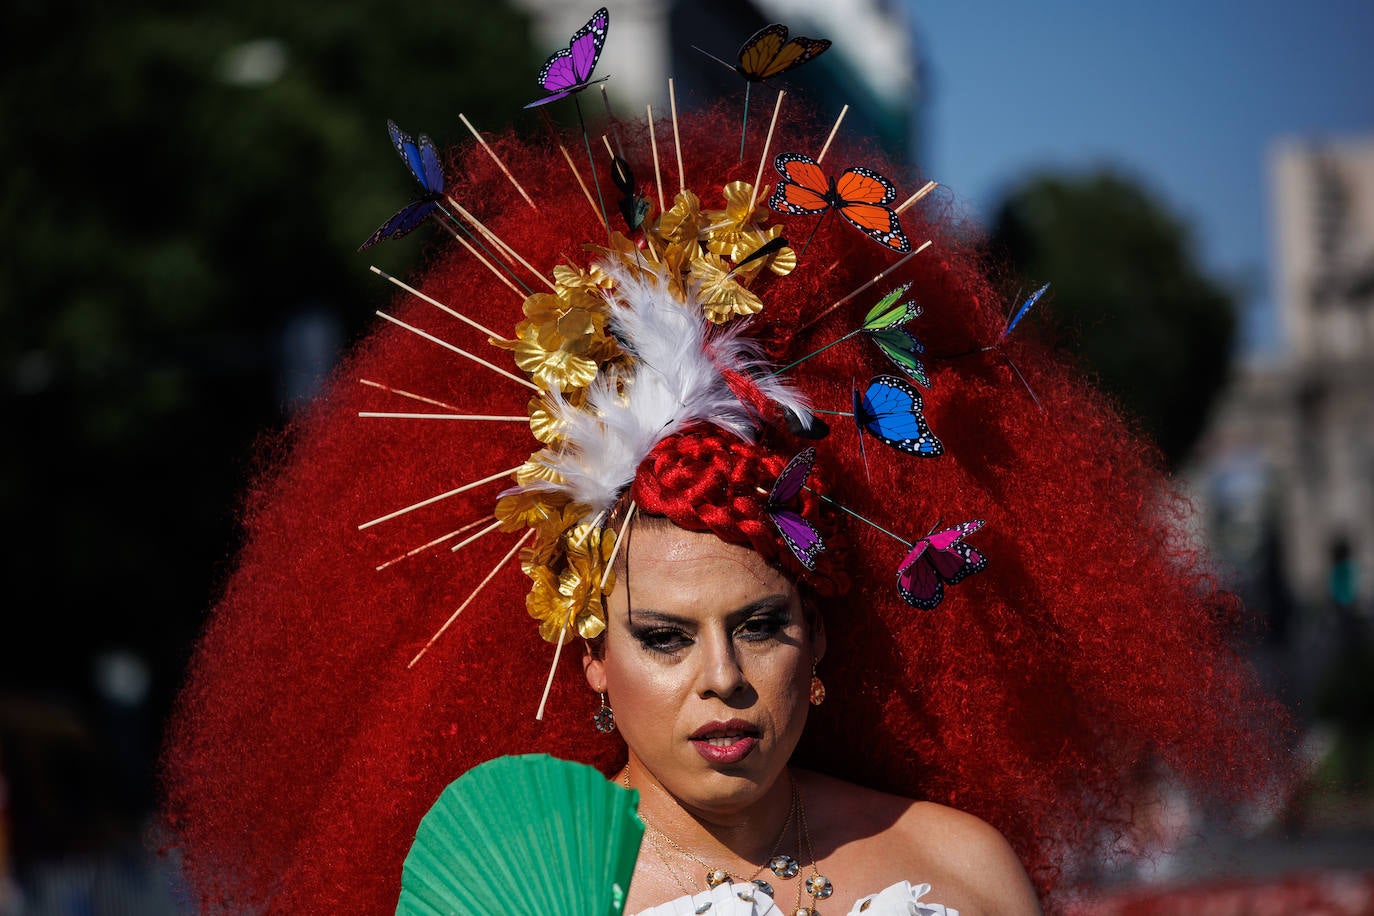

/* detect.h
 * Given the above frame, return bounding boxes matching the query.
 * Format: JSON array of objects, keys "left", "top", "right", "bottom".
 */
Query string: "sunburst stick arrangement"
[{"left": 351, "top": 8, "right": 964, "bottom": 718}]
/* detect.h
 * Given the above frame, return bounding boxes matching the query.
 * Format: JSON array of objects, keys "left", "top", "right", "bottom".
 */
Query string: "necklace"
[{"left": 622, "top": 767, "right": 835, "bottom": 914}]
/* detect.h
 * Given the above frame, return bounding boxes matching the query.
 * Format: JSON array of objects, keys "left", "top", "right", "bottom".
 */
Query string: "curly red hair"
[{"left": 159, "top": 103, "right": 1292, "bottom": 913}]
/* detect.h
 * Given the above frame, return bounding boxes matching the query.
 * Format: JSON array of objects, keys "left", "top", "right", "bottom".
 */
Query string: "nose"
[{"left": 696, "top": 629, "right": 748, "bottom": 699}]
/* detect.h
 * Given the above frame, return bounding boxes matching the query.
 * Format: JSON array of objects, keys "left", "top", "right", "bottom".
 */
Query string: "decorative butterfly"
[
  {"left": 862, "top": 285, "right": 929, "bottom": 388},
  {"left": 768, "top": 152, "right": 910, "bottom": 253},
  {"left": 697, "top": 23, "right": 831, "bottom": 82},
  {"left": 358, "top": 120, "right": 445, "bottom": 252},
  {"left": 524, "top": 7, "right": 610, "bottom": 109},
  {"left": 896, "top": 520, "right": 988, "bottom": 609},
  {"left": 766, "top": 448, "right": 824, "bottom": 571},
  {"left": 999, "top": 282, "right": 1050, "bottom": 342},
  {"left": 609, "top": 156, "right": 650, "bottom": 232},
  {"left": 852, "top": 375, "right": 942, "bottom": 457}
]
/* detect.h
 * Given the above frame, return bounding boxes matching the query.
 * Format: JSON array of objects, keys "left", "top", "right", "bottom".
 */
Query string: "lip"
[{"left": 689, "top": 719, "right": 760, "bottom": 765}]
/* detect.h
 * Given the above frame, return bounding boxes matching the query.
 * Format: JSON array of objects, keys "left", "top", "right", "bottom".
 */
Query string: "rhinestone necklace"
[{"left": 622, "top": 767, "right": 835, "bottom": 914}]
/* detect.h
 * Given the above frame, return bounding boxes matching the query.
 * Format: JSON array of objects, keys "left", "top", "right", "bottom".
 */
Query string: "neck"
[{"left": 623, "top": 755, "right": 795, "bottom": 868}]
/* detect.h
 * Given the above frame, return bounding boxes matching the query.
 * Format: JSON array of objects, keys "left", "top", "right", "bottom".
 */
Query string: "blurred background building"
[{"left": 1188, "top": 140, "right": 1374, "bottom": 715}]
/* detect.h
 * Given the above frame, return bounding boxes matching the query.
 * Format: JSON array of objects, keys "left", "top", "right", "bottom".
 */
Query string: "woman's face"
[{"left": 584, "top": 521, "right": 822, "bottom": 815}]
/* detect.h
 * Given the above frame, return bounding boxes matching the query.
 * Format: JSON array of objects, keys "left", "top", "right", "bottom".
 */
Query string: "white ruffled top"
[{"left": 629, "top": 880, "right": 958, "bottom": 915}]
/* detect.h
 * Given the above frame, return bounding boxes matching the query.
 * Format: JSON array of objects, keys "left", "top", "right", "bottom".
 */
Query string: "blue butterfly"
[
  {"left": 999, "top": 282, "right": 1050, "bottom": 342},
  {"left": 359, "top": 120, "right": 445, "bottom": 251},
  {"left": 853, "top": 375, "right": 943, "bottom": 457}
]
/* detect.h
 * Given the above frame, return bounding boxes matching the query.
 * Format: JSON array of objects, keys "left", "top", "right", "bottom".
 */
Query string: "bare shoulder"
[{"left": 797, "top": 770, "right": 1041, "bottom": 916}]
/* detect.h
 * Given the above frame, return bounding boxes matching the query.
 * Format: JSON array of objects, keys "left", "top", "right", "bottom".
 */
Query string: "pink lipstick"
[{"left": 689, "top": 720, "right": 759, "bottom": 765}]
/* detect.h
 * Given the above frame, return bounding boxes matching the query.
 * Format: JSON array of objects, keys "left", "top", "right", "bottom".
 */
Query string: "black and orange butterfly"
[
  {"left": 696, "top": 24, "right": 831, "bottom": 159},
  {"left": 696, "top": 23, "right": 831, "bottom": 82},
  {"left": 768, "top": 152, "right": 911, "bottom": 253}
]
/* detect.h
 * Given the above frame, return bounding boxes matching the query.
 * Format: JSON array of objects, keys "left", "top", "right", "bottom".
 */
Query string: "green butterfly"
[
  {"left": 861, "top": 284, "right": 929, "bottom": 388},
  {"left": 774, "top": 284, "right": 930, "bottom": 388}
]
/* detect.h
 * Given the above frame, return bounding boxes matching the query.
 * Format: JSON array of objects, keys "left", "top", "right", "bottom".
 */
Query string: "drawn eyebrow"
[{"left": 626, "top": 594, "right": 791, "bottom": 628}]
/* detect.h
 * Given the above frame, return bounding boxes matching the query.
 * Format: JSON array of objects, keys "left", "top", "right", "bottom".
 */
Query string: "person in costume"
[{"left": 159, "top": 11, "right": 1291, "bottom": 915}]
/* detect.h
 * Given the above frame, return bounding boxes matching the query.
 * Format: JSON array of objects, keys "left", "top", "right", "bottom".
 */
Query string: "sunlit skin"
[{"left": 585, "top": 519, "right": 1042, "bottom": 916}]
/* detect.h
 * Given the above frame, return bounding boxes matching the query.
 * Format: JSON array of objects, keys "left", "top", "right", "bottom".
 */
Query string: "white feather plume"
[{"left": 514, "top": 261, "right": 813, "bottom": 518}]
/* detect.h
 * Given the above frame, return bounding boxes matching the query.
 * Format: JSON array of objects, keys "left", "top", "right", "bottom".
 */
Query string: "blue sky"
[{"left": 905, "top": 0, "right": 1374, "bottom": 358}]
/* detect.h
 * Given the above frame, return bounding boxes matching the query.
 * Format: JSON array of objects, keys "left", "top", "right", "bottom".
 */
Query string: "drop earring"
[
  {"left": 809, "top": 662, "right": 826, "bottom": 706},
  {"left": 592, "top": 692, "right": 616, "bottom": 733}
]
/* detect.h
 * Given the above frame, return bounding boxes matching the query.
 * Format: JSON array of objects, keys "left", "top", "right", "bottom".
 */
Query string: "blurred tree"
[
  {"left": 989, "top": 171, "right": 1237, "bottom": 467},
  {"left": 0, "top": 0, "right": 535, "bottom": 748}
]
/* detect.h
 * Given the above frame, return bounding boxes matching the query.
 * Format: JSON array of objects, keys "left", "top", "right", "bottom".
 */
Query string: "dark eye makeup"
[{"left": 627, "top": 597, "right": 794, "bottom": 655}]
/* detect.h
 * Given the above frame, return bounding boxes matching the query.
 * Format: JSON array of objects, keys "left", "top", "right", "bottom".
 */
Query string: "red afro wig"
[{"left": 159, "top": 103, "right": 1292, "bottom": 914}]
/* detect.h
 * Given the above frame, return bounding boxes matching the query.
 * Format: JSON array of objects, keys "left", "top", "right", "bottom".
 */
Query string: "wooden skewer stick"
[
  {"left": 599, "top": 500, "right": 636, "bottom": 590},
  {"left": 571, "top": 511, "right": 608, "bottom": 549},
  {"left": 458, "top": 112, "right": 538, "bottom": 211},
  {"left": 358, "top": 465, "right": 520, "bottom": 530},
  {"left": 895, "top": 180, "right": 939, "bottom": 215},
  {"left": 599, "top": 84, "right": 624, "bottom": 159},
  {"left": 669, "top": 78, "right": 685, "bottom": 194},
  {"left": 751, "top": 90, "right": 786, "bottom": 208},
  {"left": 427, "top": 214, "right": 525, "bottom": 297},
  {"left": 358, "top": 412, "right": 528, "bottom": 421},
  {"left": 358, "top": 378, "right": 462, "bottom": 413},
  {"left": 376, "top": 515, "right": 495, "bottom": 572},
  {"left": 601, "top": 134, "right": 616, "bottom": 161},
  {"left": 535, "top": 624, "right": 571, "bottom": 720},
  {"left": 449, "top": 517, "right": 503, "bottom": 553},
  {"left": 446, "top": 198, "right": 556, "bottom": 292},
  {"left": 815, "top": 104, "right": 849, "bottom": 164},
  {"left": 369, "top": 266, "right": 506, "bottom": 339},
  {"left": 408, "top": 529, "right": 534, "bottom": 669},
  {"left": 374, "top": 311, "right": 537, "bottom": 392},
  {"left": 533, "top": 506, "right": 607, "bottom": 719},
  {"left": 555, "top": 141, "right": 608, "bottom": 231},
  {"left": 796, "top": 240, "right": 934, "bottom": 335},
  {"left": 647, "top": 104, "right": 666, "bottom": 213}
]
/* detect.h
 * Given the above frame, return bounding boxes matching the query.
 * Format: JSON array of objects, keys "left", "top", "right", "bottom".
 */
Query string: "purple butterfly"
[
  {"left": 524, "top": 7, "right": 610, "bottom": 108},
  {"left": 767, "top": 448, "right": 824, "bottom": 571},
  {"left": 896, "top": 520, "right": 987, "bottom": 609},
  {"left": 359, "top": 120, "right": 445, "bottom": 251}
]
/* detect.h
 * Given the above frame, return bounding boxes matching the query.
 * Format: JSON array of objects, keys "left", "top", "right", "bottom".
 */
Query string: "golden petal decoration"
[
  {"left": 656, "top": 189, "right": 702, "bottom": 244},
  {"left": 691, "top": 253, "right": 764, "bottom": 323},
  {"left": 552, "top": 262, "right": 613, "bottom": 301},
  {"left": 527, "top": 565, "right": 566, "bottom": 623},
  {"left": 514, "top": 452, "right": 566, "bottom": 486},
  {"left": 519, "top": 538, "right": 560, "bottom": 577},
  {"left": 705, "top": 180, "right": 758, "bottom": 232},
  {"left": 494, "top": 488, "right": 569, "bottom": 533},
  {"left": 555, "top": 308, "right": 598, "bottom": 350},
  {"left": 528, "top": 396, "right": 563, "bottom": 444},
  {"left": 509, "top": 325, "right": 600, "bottom": 390},
  {"left": 575, "top": 609, "right": 606, "bottom": 640},
  {"left": 521, "top": 292, "right": 564, "bottom": 322}
]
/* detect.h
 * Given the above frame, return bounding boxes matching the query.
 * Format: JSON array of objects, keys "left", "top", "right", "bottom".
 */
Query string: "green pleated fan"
[{"left": 397, "top": 754, "right": 644, "bottom": 916}]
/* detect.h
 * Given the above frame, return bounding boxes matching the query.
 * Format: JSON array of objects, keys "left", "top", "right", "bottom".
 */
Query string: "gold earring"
[{"left": 809, "top": 662, "right": 826, "bottom": 706}]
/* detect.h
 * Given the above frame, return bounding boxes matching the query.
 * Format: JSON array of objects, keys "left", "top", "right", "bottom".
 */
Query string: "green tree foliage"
[
  {"left": 989, "top": 171, "right": 1237, "bottom": 468},
  {"left": 0, "top": 0, "right": 535, "bottom": 710}
]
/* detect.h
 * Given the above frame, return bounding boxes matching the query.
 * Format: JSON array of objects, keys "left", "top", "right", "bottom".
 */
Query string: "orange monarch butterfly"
[
  {"left": 695, "top": 24, "right": 831, "bottom": 159},
  {"left": 768, "top": 152, "right": 912, "bottom": 253},
  {"left": 716, "top": 23, "right": 831, "bottom": 82}
]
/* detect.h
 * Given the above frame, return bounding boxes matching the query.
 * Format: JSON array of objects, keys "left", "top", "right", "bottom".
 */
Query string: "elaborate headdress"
[{"left": 160, "top": 10, "right": 1291, "bottom": 913}]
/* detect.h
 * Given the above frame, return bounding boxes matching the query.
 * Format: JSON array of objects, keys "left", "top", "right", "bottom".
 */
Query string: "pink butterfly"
[{"left": 896, "top": 520, "right": 987, "bottom": 609}]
